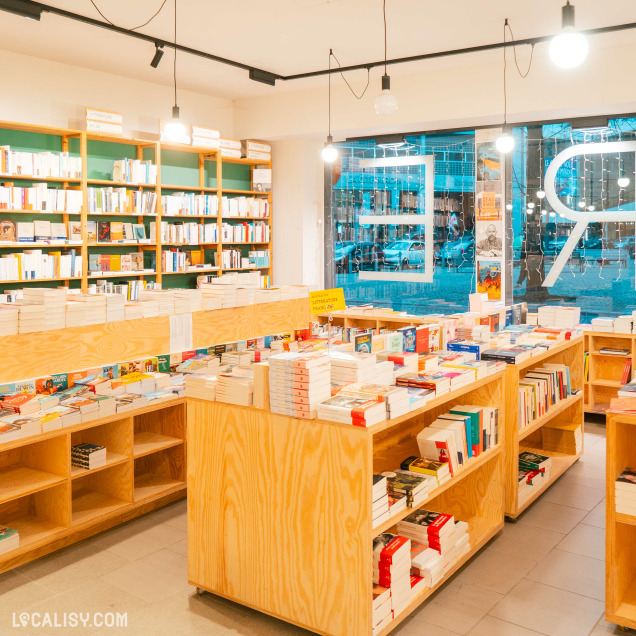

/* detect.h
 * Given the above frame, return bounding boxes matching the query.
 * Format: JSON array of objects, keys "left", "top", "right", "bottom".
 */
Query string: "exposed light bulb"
[
  {"left": 587, "top": 205, "right": 595, "bottom": 211},
  {"left": 505, "top": 204, "right": 513, "bottom": 211},
  {"left": 163, "top": 105, "right": 187, "bottom": 142},
  {"left": 322, "top": 135, "right": 338, "bottom": 163},
  {"left": 541, "top": 209, "right": 547, "bottom": 215},
  {"left": 374, "top": 75, "right": 398, "bottom": 116},
  {"left": 527, "top": 202, "right": 535, "bottom": 209},
  {"left": 526, "top": 209, "right": 533, "bottom": 215},
  {"left": 495, "top": 131, "right": 515, "bottom": 154},
  {"left": 618, "top": 177, "right": 630, "bottom": 188},
  {"left": 549, "top": 212, "right": 556, "bottom": 217},
  {"left": 549, "top": 2, "right": 588, "bottom": 69},
  {"left": 537, "top": 190, "right": 546, "bottom": 199},
  {"left": 578, "top": 201, "right": 586, "bottom": 209}
]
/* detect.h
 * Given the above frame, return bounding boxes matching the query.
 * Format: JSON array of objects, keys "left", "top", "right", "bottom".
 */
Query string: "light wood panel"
[{"left": 0, "top": 298, "right": 310, "bottom": 383}]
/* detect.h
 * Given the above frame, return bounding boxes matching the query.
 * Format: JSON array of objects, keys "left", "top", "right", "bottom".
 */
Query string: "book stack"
[
  {"left": 104, "top": 293, "right": 126, "bottom": 322},
  {"left": 591, "top": 317, "right": 615, "bottom": 332},
  {"left": 317, "top": 394, "right": 387, "bottom": 427},
  {"left": 198, "top": 282, "right": 237, "bottom": 308},
  {"left": 395, "top": 372, "right": 451, "bottom": 397},
  {"left": 481, "top": 347, "right": 532, "bottom": 364},
  {"left": 39, "top": 410, "right": 64, "bottom": 432},
  {"left": 0, "top": 421, "right": 22, "bottom": 443},
  {"left": 0, "top": 527, "right": 19, "bottom": 556},
  {"left": 329, "top": 350, "right": 378, "bottom": 384},
  {"left": 542, "top": 420, "right": 583, "bottom": 455},
  {"left": 0, "top": 305, "right": 18, "bottom": 336},
  {"left": 372, "top": 584, "right": 393, "bottom": 635},
  {"left": 48, "top": 405, "right": 82, "bottom": 427},
  {"left": 90, "top": 394, "right": 117, "bottom": 417},
  {"left": 410, "top": 540, "right": 445, "bottom": 587},
  {"left": 67, "top": 295, "right": 107, "bottom": 325},
  {"left": 518, "top": 451, "right": 551, "bottom": 503},
  {"left": 138, "top": 290, "right": 174, "bottom": 315},
  {"left": 216, "top": 368, "right": 254, "bottom": 406},
  {"left": 185, "top": 375, "right": 217, "bottom": 400},
  {"left": 177, "top": 355, "right": 221, "bottom": 375},
  {"left": 416, "top": 425, "right": 460, "bottom": 476},
  {"left": 372, "top": 533, "right": 412, "bottom": 619},
  {"left": 615, "top": 469, "right": 636, "bottom": 516},
  {"left": 221, "top": 351, "right": 251, "bottom": 368},
  {"left": 17, "top": 303, "right": 46, "bottom": 333},
  {"left": 21, "top": 287, "right": 67, "bottom": 330},
  {"left": 382, "top": 471, "right": 436, "bottom": 507},
  {"left": 60, "top": 396, "right": 100, "bottom": 422},
  {"left": 0, "top": 412, "right": 41, "bottom": 438},
  {"left": 173, "top": 289, "right": 203, "bottom": 313},
  {"left": 1, "top": 394, "right": 45, "bottom": 415},
  {"left": 65, "top": 301, "right": 86, "bottom": 327},
  {"left": 71, "top": 443, "right": 107, "bottom": 471},
  {"left": 340, "top": 383, "right": 410, "bottom": 419},
  {"left": 372, "top": 474, "right": 390, "bottom": 529},
  {"left": 399, "top": 456, "right": 451, "bottom": 487},
  {"left": 613, "top": 315, "right": 634, "bottom": 334},
  {"left": 115, "top": 393, "right": 149, "bottom": 412}
]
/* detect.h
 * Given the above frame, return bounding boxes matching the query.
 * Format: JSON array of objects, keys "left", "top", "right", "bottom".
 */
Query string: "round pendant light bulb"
[
  {"left": 495, "top": 132, "right": 515, "bottom": 154},
  {"left": 163, "top": 105, "right": 187, "bottom": 142},
  {"left": 549, "top": 28, "right": 588, "bottom": 68},
  {"left": 374, "top": 75, "right": 398, "bottom": 116},
  {"left": 618, "top": 177, "right": 630, "bottom": 188},
  {"left": 505, "top": 203, "right": 513, "bottom": 211},
  {"left": 537, "top": 190, "right": 546, "bottom": 199},
  {"left": 527, "top": 202, "right": 535, "bottom": 209},
  {"left": 587, "top": 205, "right": 595, "bottom": 211},
  {"left": 526, "top": 209, "right": 533, "bottom": 215},
  {"left": 322, "top": 135, "right": 338, "bottom": 163},
  {"left": 578, "top": 201, "right": 586, "bottom": 209}
]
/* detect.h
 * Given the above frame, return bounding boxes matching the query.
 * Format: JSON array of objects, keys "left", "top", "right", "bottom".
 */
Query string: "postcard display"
[{"left": 475, "top": 128, "right": 507, "bottom": 303}]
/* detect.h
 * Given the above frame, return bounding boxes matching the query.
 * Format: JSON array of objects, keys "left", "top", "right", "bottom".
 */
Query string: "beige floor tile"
[
  {"left": 117, "top": 587, "right": 254, "bottom": 636},
  {"left": 453, "top": 543, "right": 537, "bottom": 594},
  {"left": 542, "top": 480, "right": 605, "bottom": 511},
  {"left": 466, "top": 615, "right": 544, "bottom": 636},
  {"left": 89, "top": 515, "right": 187, "bottom": 561},
  {"left": 517, "top": 500, "right": 588, "bottom": 534},
  {"left": 147, "top": 498, "right": 188, "bottom": 531},
  {"left": 15, "top": 540, "right": 129, "bottom": 593},
  {"left": 0, "top": 570, "right": 58, "bottom": 628},
  {"left": 410, "top": 581, "right": 503, "bottom": 634},
  {"left": 558, "top": 470, "right": 606, "bottom": 491},
  {"left": 168, "top": 538, "right": 188, "bottom": 557},
  {"left": 526, "top": 548, "right": 605, "bottom": 600},
  {"left": 393, "top": 615, "right": 461, "bottom": 635},
  {"left": 486, "top": 522, "right": 564, "bottom": 561},
  {"left": 489, "top": 579, "right": 604, "bottom": 636},
  {"left": 588, "top": 622, "right": 624, "bottom": 635},
  {"left": 581, "top": 500, "right": 606, "bottom": 529},
  {"left": 557, "top": 523, "right": 605, "bottom": 561},
  {"left": 13, "top": 578, "right": 147, "bottom": 636},
  {"left": 566, "top": 458, "right": 606, "bottom": 482},
  {"left": 100, "top": 548, "right": 190, "bottom": 603},
  {"left": 584, "top": 420, "right": 607, "bottom": 437},
  {"left": 225, "top": 613, "right": 315, "bottom": 635}
]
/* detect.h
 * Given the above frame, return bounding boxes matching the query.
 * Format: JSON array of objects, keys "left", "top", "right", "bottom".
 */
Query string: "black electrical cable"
[
  {"left": 331, "top": 51, "right": 370, "bottom": 100},
  {"left": 89, "top": 0, "right": 168, "bottom": 31},
  {"left": 383, "top": 0, "right": 387, "bottom": 74},
  {"left": 173, "top": 0, "right": 177, "bottom": 107},
  {"left": 505, "top": 20, "right": 534, "bottom": 78}
]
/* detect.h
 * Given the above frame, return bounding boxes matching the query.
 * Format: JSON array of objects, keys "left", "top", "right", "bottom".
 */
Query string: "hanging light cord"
[
  {"left": 505, "top": 20, "right": 535, "bottom": 78},
  {"left": 383, "top": 0, "right": 387, "bottom": 74},
  {"left": 173, "top": 0, "right": 178, "bottom": 108},
  {"left": 328, "top": 49, "right": 332, "bottom": 136},
  {"left": 89, "top": 0, "right": 168, "bottom": 31},
  {"left": 330, "top": 51, "right": 370, "bottom": 100},
  {"left": 503, "top": 20, "right": 508, "bottom": 126}
]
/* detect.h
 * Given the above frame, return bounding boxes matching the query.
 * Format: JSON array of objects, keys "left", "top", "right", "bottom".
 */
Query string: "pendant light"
[
  {"left": 163, "top": 0, "right": 187, "bottom": 142},
  {"left": 321, "top": 49, "right": 338, "bottom": 163},
  {"left": 549, "top": 1, "right": 588, "bottom": 69},
  {"left": 374, "top": 0, "right": 398, "bottom": 116},
  {"left": 495, "top": 20, "right": 514, "bottom": 154}
]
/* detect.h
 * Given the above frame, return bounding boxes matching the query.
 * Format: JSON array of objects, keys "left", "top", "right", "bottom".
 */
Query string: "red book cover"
[
  {"left": 379, "top": 536, "right": 410, "bottom": 564},
  {"left": 415, "top": 326, "right": 429, "bottom": 354},
  {"left": 2, "top": 394, "right": 38, "bottom": 411},
  {"left": 181, "top": 350, "right": 196, "bottom": 361},
  {"left": 622, "top": 358, "right": 632, "bottom": 385},
  {"left": 351, "top": 400, "right": 382, "bottom": 419},
  {"left": 100, "top": 254, "right": 111, "bottom": 272}
]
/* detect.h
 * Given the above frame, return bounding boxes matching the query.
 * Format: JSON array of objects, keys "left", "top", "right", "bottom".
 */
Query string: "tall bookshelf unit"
[
  {"left": 187, "top": 371, "right": 505, "bottom": 636},
  {"left": 503, "top": 337, "right": 585, "bottom": 518},
  {"left": 584, "top": 330, "right": 635, "bottom": 414},
  {"left": 0, "top": 120, "right": 272, "bottom": 291}
]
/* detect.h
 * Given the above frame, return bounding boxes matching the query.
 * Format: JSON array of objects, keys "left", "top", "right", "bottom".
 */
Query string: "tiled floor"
[{"left": 0, "top": 419, "right": 620, "bottom": 636}]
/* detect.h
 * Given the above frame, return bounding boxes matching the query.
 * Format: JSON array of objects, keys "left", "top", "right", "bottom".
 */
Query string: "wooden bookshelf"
[
  {"left": 0, "top": 398, "right": 186, "bottom": 573},
  {"left": 187, "top": 370, "right": 505, "bottom": 636},
  {"left": 606, "top": 411, "right": 636, "bottom": 630},
  {"left": 0, "top": 119, "right": 272, "bottom": 291},
  {"left": 584, "top": 330, "right": 635, "bottom": 414},
  {"left": 503, "top": 336, "right": 585, "bottom": 518}
]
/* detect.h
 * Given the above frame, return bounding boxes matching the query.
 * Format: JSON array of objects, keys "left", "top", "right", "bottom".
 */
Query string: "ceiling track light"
[
  {"left": 550, "top": 1, "right": 588, "bottom": 68},
  {"left": 150, "top": 42, "right": 164, "bottom": 68},
  {"left": 322, "top": 49, "right": 338, "bottom": 163},
  {"left": 0, "top": 0, "right": 41, "bottom": 20},
  {"left": 374, "top": 0, "right": 398, "bottom": 116}
]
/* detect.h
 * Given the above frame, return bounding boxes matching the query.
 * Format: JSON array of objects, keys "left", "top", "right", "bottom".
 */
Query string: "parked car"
[
  {"left": 335, "top": 241, "right": 385, "bottom": 272},
  {"left": 613, "top": 236, "right": 635, "bottom": 257},
  {"left": 438, "top": 235, "right": 475, "bottom": 267},
  {"left": 382, "top": 240, "right": 427, "bottom": 269}
]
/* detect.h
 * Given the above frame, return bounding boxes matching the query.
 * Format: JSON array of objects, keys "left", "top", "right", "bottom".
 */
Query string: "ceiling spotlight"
[
  {"left": 549, "top": 1, "right": 588, "bottom": 69},
  {"left": 527, "top": 202, "right": 535, "bottom": 209},
  {"left": 0, "top": 0, "right": 42, "bottom": 20},
  {"left": 322, "top": 135, "right": 338, "bottom": 163},
  {"left": 578, "top": 201, "right": 586, "bottom": 209},
  {"left": 618, "top": 176, "right": 630, "bottom": 188},
  {"left": 505, "top": 204, "right": 513, "bottom": 211},
  {"left": 537, "top": 190, "right": 546, "bottom": 199},
  {"left": 150, "top": 43, "right": 164, "bottom": 68}
]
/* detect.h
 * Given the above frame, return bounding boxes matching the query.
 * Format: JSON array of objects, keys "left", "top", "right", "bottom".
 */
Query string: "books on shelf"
[
  {"left": 162, "top": 192, "right": 219, "bottom": 217},
  {"left": 0, "top": 184, "right": 83, "bottom": 213},
  {"left": 112, "top": 158, "right": 157, "bottom": 184},
  {"left": 518, "top": 364, "right": 572, "bottom": 428},
  {"left": 615, "top": 469, "right": 636, "bottom": 516},
  {"left": 221, "top": 221, "right": 269, "bottom": 243},
  {"left": 71, "top": 442, "right": 107, "bottom": 470},
  {"left": 0, "top": 147, "right": 81, "bottom": 179},
  {"left": 216, "top": 367, "right": 254, "bottom": 407},
  {"left": 88, "top": 251, "right": 148, "bottom": 274},
  {"left": 153, "top": 221, "right": 218, "bottom": 245},
  {"left": 518, "top": 451, "right": 552, "bottom": 504},
  {"left": 372, "top": 474, "right": 390, "bottom": 528},
  {"left": 373, "top": 533, "right": 412, "bottom": 620},
  {"left": 88, "top": 187, "right": 157, "bottom": 215},
  {"left": 541, "top": 421, "right": 582, "bottom": 455}
]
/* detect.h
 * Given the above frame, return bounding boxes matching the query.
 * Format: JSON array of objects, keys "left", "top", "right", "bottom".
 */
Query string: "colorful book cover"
[
  {"left": 157, "top": 355, "right": 170, "bottom": 373},
  {"left": 354, "top": 331, "right": 372, "bottom": 353},
  {"left": 386, "top": 332, "right": 404, "bottom": 353},
  {"left": 477, "top": 260, "right": 502, "bottom": 301},
  {"left": 35, "top": 373, "right": 67, "bottom": 394},
  {"left": 143, "top": 357, "right": 159, "bottom": 373},
  {"left": 398, "top": 326, "right": 416, "bottom": 353}
]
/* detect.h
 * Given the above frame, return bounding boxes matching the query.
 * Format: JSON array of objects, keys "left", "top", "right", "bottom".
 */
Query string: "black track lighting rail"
[{"left": 3, "top": 0, "right": 636, "bottom": 85}]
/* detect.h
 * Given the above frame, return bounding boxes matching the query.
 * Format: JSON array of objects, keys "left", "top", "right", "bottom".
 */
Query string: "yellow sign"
[{"left": 309, "top": 288, "right": 346, "bottom": 315}]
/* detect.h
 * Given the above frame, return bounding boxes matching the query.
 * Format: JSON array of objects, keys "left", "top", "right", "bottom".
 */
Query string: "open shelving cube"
[
  {"left": 504, "top": 336, "right": 585, "bottom": 518},
  {"left": 187, "top": 371, "right": 504, "bottom": 636}
]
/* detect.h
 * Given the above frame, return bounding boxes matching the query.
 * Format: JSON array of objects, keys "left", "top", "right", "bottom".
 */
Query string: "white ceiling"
[{"left": 0, "top": 0, "right": 635, "bottom": 100}]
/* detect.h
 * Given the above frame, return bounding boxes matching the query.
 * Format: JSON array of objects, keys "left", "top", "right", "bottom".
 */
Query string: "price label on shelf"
[{"left": 309, "top": 288, "right": 345, "bottom": 315}]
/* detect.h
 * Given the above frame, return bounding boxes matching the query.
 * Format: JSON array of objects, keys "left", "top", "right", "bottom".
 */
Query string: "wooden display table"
[
  {"left": 606, "top": 411, "right": 636, "bottom": 630},
  {"left": 187, "top": 372, "right": 505, "bottom": 636},
  {"left": 0, "top": 398, "right": 186, "bottom": 574},
  {"left": 503, "top": 337, "right": 585, "bottom": 518},
  {"left": 584, "top": 330, "right": 635, "bottom": 414}
]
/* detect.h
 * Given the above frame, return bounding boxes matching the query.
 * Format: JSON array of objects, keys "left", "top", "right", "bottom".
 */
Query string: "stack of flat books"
[{"left": 71, "top": 443, "right": 107, "bottom": 471}]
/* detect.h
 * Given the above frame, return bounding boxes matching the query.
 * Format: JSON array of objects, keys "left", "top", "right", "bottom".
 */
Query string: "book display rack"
[
  {"left": 187, "top": 371, "right": 505, "bottom": 636},
  {"left": 503, "top": 337, "right": 585, "bottom": 518},
  {"left": 0, "top": 120, "right": 272, "bottom": 291}
]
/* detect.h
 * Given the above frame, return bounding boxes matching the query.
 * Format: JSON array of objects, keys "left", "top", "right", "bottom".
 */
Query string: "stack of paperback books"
[
  {"left": 615, "top": 469, "right": 636, "bottom": 516},
  {"left": 65, "top": 301, "right": 86, "bottom": 327},
  {"left": 372, "top": 474, "right": 389, "bottom": 528},
  {"left": 396, "top": 372, "right": 451, "bottom": 397},
  {"left": 382, "top": 471, "right": 436, "bottom": 507},
  {"left": 177, "top": 354, "right": 221, "bottom": 375},
  {"left": 399, "top": 456, "right": 450, "bottom": 487},
  {"left": 139, "top": 290, "right": 174, "bottom": 315},
  {"left": 216, "top": 368, "right": 254, "bottom": 406},
  {"left": 329, "top": 350, "right": 377, "bottom": 384},
  {"left": 0, "top": 527, "right": 19, "bottom": 556},
  {"left": 22, "top": 287, "right": 67, "bottom": 330},
  {"left": 185, "top": 375, "right": 217, "bottom": 400},
  {"left": 104, "top": 293, "right": 126, "bottom": 322},
  {"left": 339, "top": 383, "right": 410, "bottom": 419},
  {"left": 372, "top": 584, "right": 392, "bottom": 635},
  {"left": 59, "top": 396, "right": 100, "bottom": 422},
  {"left": 316, "top": 394, "right": 387, "bottom": 427},
  {"left": 518, "top": 451, "right": 552, "bottom": 503},
  {"left": 373, "top": 533, "right": 412, "bottom": 620},
  {"left": 67, "top": 295, "right": 106, "bottom": 325},
  {"left": 542, "top": 420, "right": 582, "bottom": 455},
  {"left": 0, "top": 421, "right": 21, "bottom": 443},
  {"left": 71, "top": 443, "right": 107, "bottom": 471},
  {"left": 0, "top": 305, "right": 18, "bottom": 336},
  {"left": 115, "top": 393, "right": 149, "bottom": 412}
]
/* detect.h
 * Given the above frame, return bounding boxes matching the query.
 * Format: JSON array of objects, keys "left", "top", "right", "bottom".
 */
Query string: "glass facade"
[{"left": 325, "top": 116, "right": 636, "bottom": 319}]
